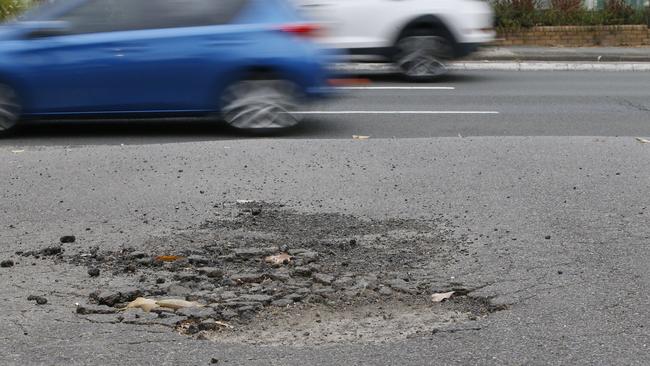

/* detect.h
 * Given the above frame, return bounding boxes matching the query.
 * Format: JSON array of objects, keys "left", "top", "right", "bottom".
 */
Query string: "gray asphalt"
[
  {"left": 1, "top": 70, "right": 649, "bottom": 365},
  {"left": 2, "top": 71, "right": 650, "bottom": 147}
]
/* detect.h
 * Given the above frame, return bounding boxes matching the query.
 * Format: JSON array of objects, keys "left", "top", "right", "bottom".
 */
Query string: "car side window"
[
  {"left": 57, "top": 0, "right": 142, "bottom": 35},
  {"left": 156, "top": 0, "right": 248, "bottom": 28},
  {"left": 58, "top": 0, "right": 247, "bottom": 35}
]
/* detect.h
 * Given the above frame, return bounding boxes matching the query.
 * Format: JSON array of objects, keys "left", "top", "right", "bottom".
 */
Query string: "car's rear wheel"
[
  {"left": 0, "top": 84, "right": 20, "bottom": 135},
  {"left": 220, "top": 79, "right": 302, "bottom": 130},
  {"left": 394, "top": 31, "right": 453, "bottom": 81}
]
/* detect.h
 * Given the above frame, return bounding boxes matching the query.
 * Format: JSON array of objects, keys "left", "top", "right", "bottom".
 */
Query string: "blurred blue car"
[{"left": 0, "top": 0, "right": 332, "bottom": 133}]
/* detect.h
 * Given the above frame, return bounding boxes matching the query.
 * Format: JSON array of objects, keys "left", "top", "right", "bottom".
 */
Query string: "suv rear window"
[{"left": 59, "top": 0, "right": 248, "bottom": 35}]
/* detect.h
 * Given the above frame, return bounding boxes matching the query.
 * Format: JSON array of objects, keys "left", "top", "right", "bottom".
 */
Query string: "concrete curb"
[
  {"left": 335, "top": 62, "right": 650, "bottom": 73},
  {"left": 465, "top": 56, "right": 650, "bottom": 62},
  {"left": 452, "top": 62, "right": 650, "bottom": 71},
  {"left": 465, "top": 47, "right": 650, "bottom": 63}
]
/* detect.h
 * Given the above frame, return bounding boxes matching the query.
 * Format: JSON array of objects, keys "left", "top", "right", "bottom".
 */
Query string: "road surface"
[
  {"left": 2, "top": 71, "right": 650, "bottom": 146},
  {"left": 1, "top": 70, "right": 649, "bottom": 365}
]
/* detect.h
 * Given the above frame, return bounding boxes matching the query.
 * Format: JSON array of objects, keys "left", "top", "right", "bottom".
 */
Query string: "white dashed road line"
[
  {"left": 294, "top": 111, "right": 499, "bottom": 115},
  {"left": 335, "top": 86, "right": 455, "bottom": 90}
]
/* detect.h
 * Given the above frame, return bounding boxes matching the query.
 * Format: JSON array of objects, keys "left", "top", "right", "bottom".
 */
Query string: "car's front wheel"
[
  {"left": 0, "top": 84, "right": 20, "bottom": 135},
  {"left": 220, "top": 79, "right": 302, "bottom": 130},
  {"left": 394, "top": 32, "right": 453, "bottom": 81}
]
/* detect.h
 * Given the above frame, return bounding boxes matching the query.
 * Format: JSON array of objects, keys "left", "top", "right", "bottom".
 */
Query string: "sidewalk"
[{"left": 466, "top": 46, "right": 650, "bottom": 62}]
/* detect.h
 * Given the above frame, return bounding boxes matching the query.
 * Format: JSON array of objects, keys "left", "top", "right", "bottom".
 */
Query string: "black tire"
[
  {"left": 394, "top": 29, "right": 454, "bottom": 82},
  {"left": 0, "top": 84, "right": 20, "bottom": 136},
  {"left": 220, "top": 79, "right": 302, "bottom": 130}
]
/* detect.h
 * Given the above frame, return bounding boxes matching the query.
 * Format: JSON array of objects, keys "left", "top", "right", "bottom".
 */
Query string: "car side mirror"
[{"left": 21, "top": 21, "right": 70, "bottom": 39}]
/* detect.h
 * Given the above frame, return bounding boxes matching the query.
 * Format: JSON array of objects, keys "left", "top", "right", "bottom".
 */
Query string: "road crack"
[
  {"left": 618, "top": 99, "right": 650, "bottom": 112},
  {"left": 431, "top": 326, "right": 482, "bottom": 335},
  {"left": 78, "top": 315, "right": 175, "bottom": 329}
]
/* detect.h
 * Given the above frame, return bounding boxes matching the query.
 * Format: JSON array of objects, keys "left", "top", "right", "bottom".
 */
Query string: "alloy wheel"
[
  {"left": 0, "top": 84, "right": 19, "bottom": 133},
  {"left": 221, "top": 80, "right": 301, "bottom": 130},
  {"left": 395, "top": 35, "right": 451, "bottom": 80}
]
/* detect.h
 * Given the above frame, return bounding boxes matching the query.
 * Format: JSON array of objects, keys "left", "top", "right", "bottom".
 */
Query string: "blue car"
[{"left": 0, "top": 0, "right": 333, "bottom": 133}]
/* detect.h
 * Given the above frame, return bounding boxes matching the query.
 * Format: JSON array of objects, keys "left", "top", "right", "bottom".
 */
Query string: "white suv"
[{"left": 293, "top": 0, "right": 495, "bottom": 80}]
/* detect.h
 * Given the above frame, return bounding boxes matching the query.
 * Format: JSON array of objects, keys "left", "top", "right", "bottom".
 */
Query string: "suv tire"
[{"left": 394, "top": 29, "right": 453, "bottom": 81}]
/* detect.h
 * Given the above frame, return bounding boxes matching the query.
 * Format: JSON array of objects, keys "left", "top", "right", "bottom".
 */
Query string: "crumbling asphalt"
[
  {"left": 12, "top": 200, "right": 501, "bottom": 344},
  {"left": 1, "top": 137, "right": 649, "bottom": 365}
]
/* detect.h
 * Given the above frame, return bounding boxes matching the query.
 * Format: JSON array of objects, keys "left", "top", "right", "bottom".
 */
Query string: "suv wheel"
[
  {"left": 0, "top": 84, "right": 20, "bottom": 135},
  {"left": 395, "top": 32, "right": 453, "bottom": 81},
  {"left": 220, "top": 79, "right": 302, "bottom": 130}
]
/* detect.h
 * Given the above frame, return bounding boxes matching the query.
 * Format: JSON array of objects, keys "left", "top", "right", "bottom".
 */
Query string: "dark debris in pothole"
[{"left": 18, "top": 202, "right": 505, "bottom": 341}]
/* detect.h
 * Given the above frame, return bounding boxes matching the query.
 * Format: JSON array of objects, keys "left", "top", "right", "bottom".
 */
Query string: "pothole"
[
  {"left": 17, "top": 202, "right": 506, "bottom": 344},
  {"left": 195, "top": 296, "right": 504, "bottom": 346}
]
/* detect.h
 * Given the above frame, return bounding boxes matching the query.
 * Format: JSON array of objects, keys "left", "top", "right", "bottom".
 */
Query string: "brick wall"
[{"left": 496, "top": 25, "right": 650, "bottom": 47}]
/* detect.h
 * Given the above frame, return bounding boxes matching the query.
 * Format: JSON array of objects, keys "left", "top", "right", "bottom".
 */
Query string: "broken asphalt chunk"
[
  {"left": 187, "top": 255, "right": 211, "bottom": 267},
  {"left": 196, "top": 267, "right": 224, "bottom": 278},
  {"left": 235, "top": 294, "right": 273, "bottom": 304},
  {"left": 1, "top": 260, "right": 14, "bottom": 268},
  {"left": 229, "top": 273, "right": 267, "bottom": 284},
  {"left": 40, "top": 246, "right": 63, "bottom": 256},
  {"left": 128, "top": 251, "right": 148, "bottom": 260},
  {"left": 60, "top": 235, "right": 76, "bottom": 244},
  {"left": 292, "top": 266, "right": 312, "bottom": 277},
  {"left": 27, "top": 295, "right": 47, "bottom": 305},
  {"left": 294, "top": 250, "right": 319, "bottom": 263},
  {"left": 76, "top": 304, "right": 118, "bottom": 315},
  {"left": 283, "top": 293, "right": 303, "bottom": 302},
  {"left": 175, "top": 306, "right": 215, "bottom": 319},
  {"left": 91, "top": 288, "right": 142, "bottom": 307},
  {"left": 271, "top": 299, "right": 293, "bottom": 307},
  {"left": 312, "top": 273, "right": 335, "bottom": 285}
]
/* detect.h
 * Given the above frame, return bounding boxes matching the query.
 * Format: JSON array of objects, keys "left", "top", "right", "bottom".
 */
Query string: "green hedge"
[
  {"left": 494, "top": 0, "right": 650, "bottom": 30},
  {"left": 0, "top": 0, "right": 36, "bottom": 21}
]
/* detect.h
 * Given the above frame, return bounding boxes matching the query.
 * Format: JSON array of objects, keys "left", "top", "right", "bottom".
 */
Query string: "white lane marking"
[
  {"left": 294, "top": 111, "right": 499, "bottom": 115},
  {"left": 335, "top": 86, "right": 455, "bottom": 90}
]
